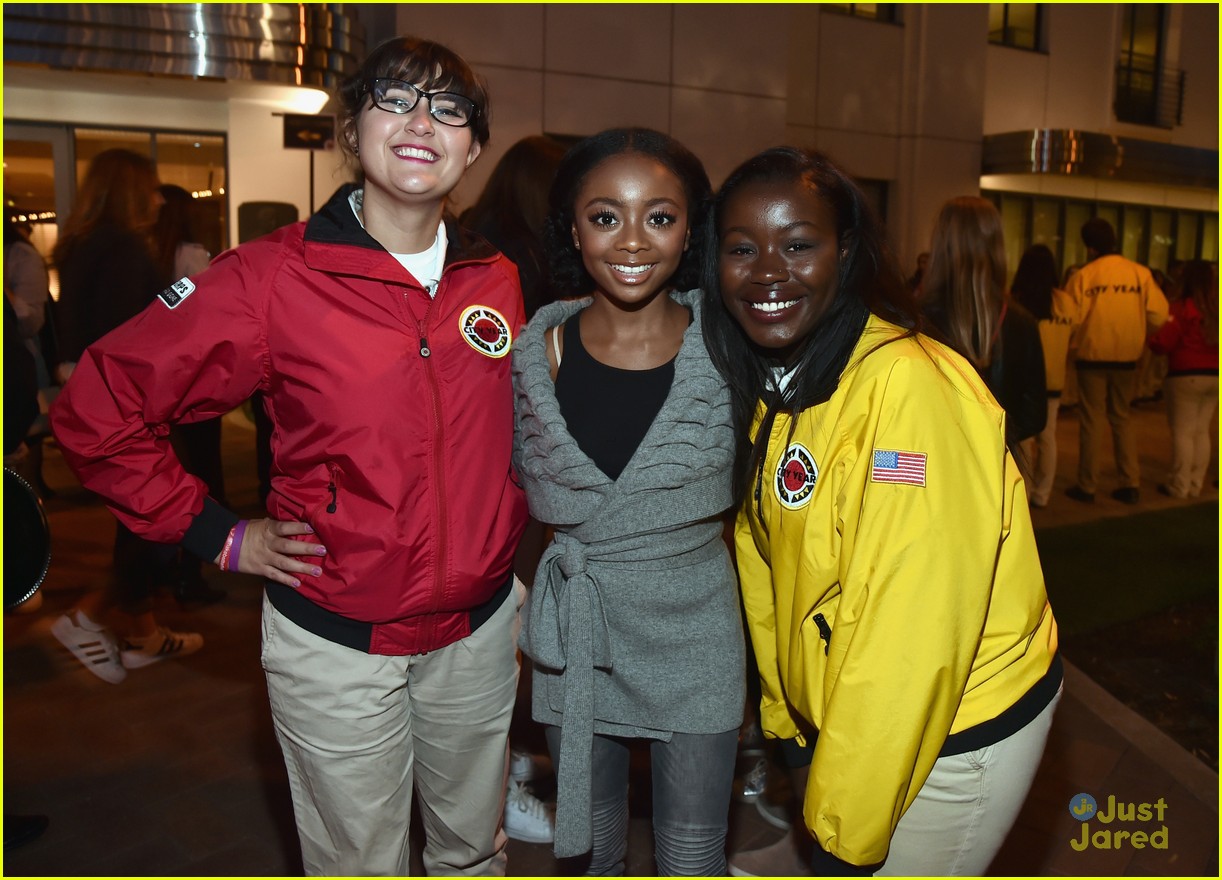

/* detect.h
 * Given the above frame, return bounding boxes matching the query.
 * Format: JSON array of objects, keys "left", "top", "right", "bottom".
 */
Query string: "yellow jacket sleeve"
[
  {"left": 735, "top": 505, "right": 804, "bottom": 743},
  {"left": 803, "top": 352, "right": 1010, "bottom": 866}
]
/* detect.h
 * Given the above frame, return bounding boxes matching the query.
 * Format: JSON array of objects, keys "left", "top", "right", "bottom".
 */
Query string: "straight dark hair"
[
  {"left": 153, "top": 184, "right": 199, "bottom": 282},
  {"left": 1010, "top": 244, "right": 1059, "bottom": 321},
  {"left": 700, "top": 147, "right": 919, "bottom": 506}
]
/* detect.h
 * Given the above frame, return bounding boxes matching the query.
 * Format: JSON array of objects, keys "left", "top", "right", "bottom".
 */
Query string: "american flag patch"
[{"left": 871, "top": 449, "right": 927, "bottom": 486}]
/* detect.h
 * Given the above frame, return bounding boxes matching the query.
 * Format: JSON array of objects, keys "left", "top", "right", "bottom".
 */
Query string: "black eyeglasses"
[{"left": 365, "top": 79, "right": 478, "bottom": 128}]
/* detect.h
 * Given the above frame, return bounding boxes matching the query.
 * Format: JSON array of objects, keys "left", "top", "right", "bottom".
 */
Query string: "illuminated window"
[
  {"left": 988, "top": 4, "right": 1042, "bottom": 50},
  {"left": 1115, "top": 5, "right": 1183, "bottom": 128}
]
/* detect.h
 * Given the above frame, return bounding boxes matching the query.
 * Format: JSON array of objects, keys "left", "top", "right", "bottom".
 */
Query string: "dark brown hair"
[
  {"left": 336, "top": 35, "right": 491, "bottom": 174},
  {"left": 53, "top": 149, "right": 160, "bottom": 268}
]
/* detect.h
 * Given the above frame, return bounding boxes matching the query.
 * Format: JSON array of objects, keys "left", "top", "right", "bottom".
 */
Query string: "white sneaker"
[
  {"left": 120, "top": 626, "right": 204, "bottom": 669},
  {"left": 509, "top": 747, "right": 539, "bottom": 783},
  {"left": 51, "top": 611, "right": 126, "bottom": 684},
  {"left": 733, "top": 754, "right": 769, "bottom": 802},
  {"left": 503, "top": 778, "right": 554, "bottom": 844}
]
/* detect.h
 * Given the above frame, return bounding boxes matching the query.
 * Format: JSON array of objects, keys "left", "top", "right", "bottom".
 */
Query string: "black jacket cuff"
[
  {"left": 180, "top": 497, "right": 241, "bottom": 562},
  {"left": 809, "top": 843, "right": 880, "bottom": 876}
]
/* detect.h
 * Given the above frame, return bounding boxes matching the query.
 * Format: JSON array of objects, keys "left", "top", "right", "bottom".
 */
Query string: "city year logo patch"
[
  {"left": 158, "top": 277, "right": 196, "bottom": 309},
  {"left": 775, "top": 442, "right": 818, "bottom": 509},
  {"left": 459, "top": 305, "right": 512, "bottom": 358}
]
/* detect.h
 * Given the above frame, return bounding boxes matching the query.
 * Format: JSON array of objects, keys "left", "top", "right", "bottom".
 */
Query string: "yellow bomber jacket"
[{"left": 736, "top": 315, "right": 1058, "bottom": 867}]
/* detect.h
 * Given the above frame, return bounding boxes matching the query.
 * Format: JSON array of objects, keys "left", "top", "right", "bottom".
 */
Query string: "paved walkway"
[{"left": 3, "top": 401, "right": 1216, "bottom": 876}]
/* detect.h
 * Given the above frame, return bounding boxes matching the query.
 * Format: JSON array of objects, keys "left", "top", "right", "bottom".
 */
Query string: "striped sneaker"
[
  {"left": 120, "top": 626, "right": 204, "bottom": 669},
  {"left": 51, "top": 611, "right": 126, "bottom": 684}
]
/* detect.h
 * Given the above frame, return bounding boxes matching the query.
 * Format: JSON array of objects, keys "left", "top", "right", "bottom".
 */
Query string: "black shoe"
[
  {"left": 5, "top": 814, "right": 49, "bottom": 850},
  {"left": 1111, "top": 487, "right": 1140, "bottom": 504},
  {"left": 1065, "top": 486, "right": 1095, "bottom": 503}
]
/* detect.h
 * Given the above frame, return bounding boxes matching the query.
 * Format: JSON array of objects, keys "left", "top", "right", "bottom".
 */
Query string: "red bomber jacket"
[{"left": 51, "top": 185, "right": 528, "bottom": 655}]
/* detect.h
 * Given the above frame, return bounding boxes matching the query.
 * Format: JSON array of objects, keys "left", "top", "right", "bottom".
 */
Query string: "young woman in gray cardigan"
[{"left": 513, "top": 129, "right": 745, "bottom": 874}]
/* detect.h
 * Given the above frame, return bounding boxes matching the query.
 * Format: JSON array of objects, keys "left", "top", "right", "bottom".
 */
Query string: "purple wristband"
[{"left": 227, "top": 519, "right": 249, "bottom": 572}]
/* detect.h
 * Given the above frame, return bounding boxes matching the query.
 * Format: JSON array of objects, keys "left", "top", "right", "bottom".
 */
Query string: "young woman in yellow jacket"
[{"left": 701, "top": 147, "right": 1061, "bottom": 876}]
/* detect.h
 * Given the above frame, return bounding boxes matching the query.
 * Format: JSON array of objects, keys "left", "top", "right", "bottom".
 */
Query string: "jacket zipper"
[
  {"left": 812, "top": 613, "right": 832, "bottom": 655},
  {"left": 415, "top": 293, "right": 448, "bottom": 646},
  {"left": 326, "top": 465, "right": 339, "bottom": 513}
]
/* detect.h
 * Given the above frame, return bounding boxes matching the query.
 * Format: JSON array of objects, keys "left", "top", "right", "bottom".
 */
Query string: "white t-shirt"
[{"left": 348, "top": 189, "right": 447, "bottom": 297}]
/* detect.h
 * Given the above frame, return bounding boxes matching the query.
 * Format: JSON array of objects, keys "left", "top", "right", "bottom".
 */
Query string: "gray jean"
[{"left": 546, "top": 725, "right": 738, "bottom": 876}]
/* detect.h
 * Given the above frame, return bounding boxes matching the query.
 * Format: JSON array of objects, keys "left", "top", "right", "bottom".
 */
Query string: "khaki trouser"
[
  {"left": 1075, "top": 366, "right": 1140, "bottom": 493},
  {"left": 877, "top": 688, "right": 1062, "bottom": 876},
  {"left": 1164, "top": 374, "right": 1220, "bottom": 497},
  {"left": 1020, "top": 397, "right": 1062, "bottom": 506},
  {"left": 261, "top": 581, "right": 524, "bottom": 876}
]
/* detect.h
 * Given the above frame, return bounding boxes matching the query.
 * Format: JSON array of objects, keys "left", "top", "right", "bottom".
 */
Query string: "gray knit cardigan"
[{"left": 512, "top": 289, "right": 746, "bottom": 857}]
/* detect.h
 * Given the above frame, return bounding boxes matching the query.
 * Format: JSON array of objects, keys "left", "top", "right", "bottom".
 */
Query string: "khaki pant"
[
  {"left": 1074, "top": 367, "right": 1140, "bottom": 493},
  {"left": 261, "top": 581, "right": 524, "bottom": 876},
  {"left": 1020, "top": 397, "right": 1062, "bottom": 507},
  {"left": 1164, "top": 375, "right": 1219, "bottom": 497},
  {"left": 877, "top": 688, "right": 1062, "bottom": 876}
]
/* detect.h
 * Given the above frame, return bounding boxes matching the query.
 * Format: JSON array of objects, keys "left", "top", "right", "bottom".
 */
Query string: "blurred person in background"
[
  {"left": 1147, "top": 260, "right": 1218, "bottom": 498},
  {"left": 49, "top": 148, "right": 203, "bottom": 684},
  {"left": 153, "top": 183, "right": 227, "bottom": 606},
  {"left": 1010, "top": 244, "right": 1074, "bottom": 508},
  {"left": 920, "top": 197, "right": 1046, "bottom": 466},
  {"left": 905, "top": 251, "right": 929, "bottom": 293},
  {"left": 1057, "top": 218, "right": 1169, "bottom": 505},
  {"left": 461, "top": 134, "right": 567, "bottom": 320},
  {"left": 1133, "top": 267, "right": 1176, "bottom": 403},
  {"left": 4, "top": 208, "right": 55, "bottom": 497}
]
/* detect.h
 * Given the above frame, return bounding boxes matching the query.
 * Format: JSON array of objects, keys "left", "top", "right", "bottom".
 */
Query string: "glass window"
[
  {"left": 1063, "top": 203, "right": 1092, "bottom": 280},
  {"left": 999, "top": 195, "right": 1029, "bottom": 283},
  {"left": 1200, "top": 214, "right": 1218, "bottom": 263},
  {"left": 1175, "top": 212, "right": 1199, "bottom": 262},
  {"left": 74, "top": 129, "right": 153, "bottom": 187},
  {"left": 1121, "top": 205, "right": 1146, "bottom": 262},
  {"left": 3, "top": 136, "right": 59, "bottom": 296},
  {"left": 1031, "top": 197, "right": 1060, "bottom": 252},
  {"left": 982, "top": 191, "right": 1212, "bottom": 279},
  {"left": 72, "top": 128, "right": 229, "bottom": 252},
  {"left": 1115, "top": 5, "right": 1170, "bottom": 126},
  {"left": 1147, "top": 210, "right": 1173, "bottom": 272},
  {"left": 989, "top": 4, "right": 1041, "bottom": 50},
  {"left": 155, "top": 133, "right": 228, "bottom": 257}
]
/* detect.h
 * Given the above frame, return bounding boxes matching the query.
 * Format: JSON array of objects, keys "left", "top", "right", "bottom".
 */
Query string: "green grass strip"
[{"left": 1036, "top": 503, "right": 1219, "bottom": 637}]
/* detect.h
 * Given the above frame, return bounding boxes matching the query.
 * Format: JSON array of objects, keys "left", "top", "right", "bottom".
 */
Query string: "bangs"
[{"left": 382, "top": 55, "right": 468, "bottom": 99}]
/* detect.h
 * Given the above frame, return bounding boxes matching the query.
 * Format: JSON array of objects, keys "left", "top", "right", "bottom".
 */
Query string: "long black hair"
[
  {"left": 1010, "top": 244, "right": 1059, "bottom": 322},
  {"left": 544, "top": 127, "right": 711, "bottom": 298},
  {"left": 700, "top": 147, "right": 919, "bottom": 505}
]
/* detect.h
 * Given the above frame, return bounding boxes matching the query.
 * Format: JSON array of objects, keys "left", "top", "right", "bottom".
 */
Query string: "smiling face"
[
  {"left": 570, "top": 153, "right": 690, "bottom": 307},
  {"left": 718, "top": 177, "right": 842, "bottom": 363},
  {"left": 354, "top": 86, "right": 481, "bottom": 214}
]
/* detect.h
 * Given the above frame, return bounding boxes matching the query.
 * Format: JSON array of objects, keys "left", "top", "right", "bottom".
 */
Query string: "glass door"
[{"left": 4, "top": 123, "right": 73, "bottom": 298}]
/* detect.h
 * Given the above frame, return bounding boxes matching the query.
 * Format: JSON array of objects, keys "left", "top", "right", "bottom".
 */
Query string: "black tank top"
[{"left": 554, "top": 317, "right": 675, "bottom": 481}]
